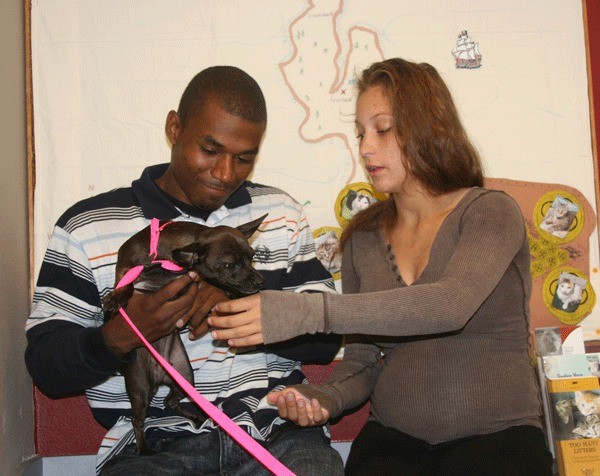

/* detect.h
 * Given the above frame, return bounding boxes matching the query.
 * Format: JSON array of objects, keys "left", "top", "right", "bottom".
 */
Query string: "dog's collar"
[{"left": 115, "top": 218, "right": 185, "bottom": 289}]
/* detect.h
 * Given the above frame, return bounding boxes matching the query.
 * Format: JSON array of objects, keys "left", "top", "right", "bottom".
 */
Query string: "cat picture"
[
  {"left": 340, "top": 189, "right": 376, "bottom": 221},
  {"left": 575, "top": 390, "right": 600, "bottom": 417},
  {"left": 572, "top": 391, "right": 600, "bottom": 438},
  {"left": 555, "top": 398, "right": 574, "bottom": 424},
  {"left": 572, "top": 413, "right": 600, "bottom": 438},
  {"left": 314, "top": 230, "right": 342, "bottom": 274},
  {"left": 552, "top": 390, "right": 600, "bottom": 439},
  {"left": 540, "top": 195, "right": 579, "bottom": 238},
  {"left": 587, "top": 355, "right": 600, "bottom": 378},
  {"left": 552, "top": 272, "right": 586, "bottom": 313},
  {"left": 535, "top": 327, "right": 563, "bottom": 356},
  {"left": 552, "top": 395, "right": 577, "bottom": 439}
]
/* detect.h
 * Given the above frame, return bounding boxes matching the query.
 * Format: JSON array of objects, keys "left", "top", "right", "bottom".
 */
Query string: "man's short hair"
[{"left": 177, "top": 66, "right": 267, "bottom": 126}]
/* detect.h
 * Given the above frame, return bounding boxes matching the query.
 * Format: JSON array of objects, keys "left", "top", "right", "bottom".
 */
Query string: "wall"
[
  {"left": 29, "top": 1, "right": 600, "bottom": 332},
  {"left": 0, "top": 0, "right": 36, "bottom": 474}
]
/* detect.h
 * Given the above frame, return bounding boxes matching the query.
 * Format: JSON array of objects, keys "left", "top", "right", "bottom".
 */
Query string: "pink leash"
[{"left": 116, "top": 219, "right": 295, "bottom": 476}]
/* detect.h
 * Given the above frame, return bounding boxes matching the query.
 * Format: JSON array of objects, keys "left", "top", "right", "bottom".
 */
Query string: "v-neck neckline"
[{"left": 381, "top": 187, "right": 477, "bottom": 286}]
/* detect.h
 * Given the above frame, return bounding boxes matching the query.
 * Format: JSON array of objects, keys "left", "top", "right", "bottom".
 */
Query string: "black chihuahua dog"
[{"left": 102, "top": 214, "right": 267, "bottom": 455}]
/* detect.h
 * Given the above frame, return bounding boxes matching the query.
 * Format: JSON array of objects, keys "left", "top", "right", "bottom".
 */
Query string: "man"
[{"left": 25, "top": 66, "right": 344, "bottom": 475}]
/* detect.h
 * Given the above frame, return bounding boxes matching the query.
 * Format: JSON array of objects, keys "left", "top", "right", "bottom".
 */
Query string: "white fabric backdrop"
[{"left": 31, "top": 0, "right": 599, "bottom": 325}]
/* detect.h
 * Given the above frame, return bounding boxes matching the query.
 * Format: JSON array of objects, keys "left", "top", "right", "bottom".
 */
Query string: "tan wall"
[{"left": 0, "top": 0, "right": 36, "bottom": 473}]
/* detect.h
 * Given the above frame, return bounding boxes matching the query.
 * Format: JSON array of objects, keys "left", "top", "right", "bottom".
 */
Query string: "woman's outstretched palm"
[{"left": 267, "top": 387, "right": 331, "bottom": 426}]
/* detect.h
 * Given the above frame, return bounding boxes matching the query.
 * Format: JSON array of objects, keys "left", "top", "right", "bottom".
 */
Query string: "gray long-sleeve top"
[{"left": 260, "top": 188, "right": 543, "bottom": 443}]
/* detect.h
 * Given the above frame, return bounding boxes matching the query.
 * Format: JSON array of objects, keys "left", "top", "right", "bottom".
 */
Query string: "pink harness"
[
  {"left": 117, "top": 219, "right": 185, "bottom": 288},
  {"left": 115, "top": 218, "right": 294, "bottom": 476}
]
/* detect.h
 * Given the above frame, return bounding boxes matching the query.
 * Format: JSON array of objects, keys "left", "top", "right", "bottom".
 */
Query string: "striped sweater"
[{"left": 25, "top": 164, "right": 339, "bottom": 470}]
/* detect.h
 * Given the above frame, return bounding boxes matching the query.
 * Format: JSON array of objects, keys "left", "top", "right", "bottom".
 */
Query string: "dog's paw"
[{"left": 102, "top": 287, "right": 132, "bottom": 315}]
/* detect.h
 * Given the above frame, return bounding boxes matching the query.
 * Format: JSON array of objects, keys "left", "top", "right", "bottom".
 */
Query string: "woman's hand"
[
  {"left": 267, "top": 387, "right": 331, "bottom": 426},
  {"left": 208, "top": 294, "right": 265, "bottom": 347}
]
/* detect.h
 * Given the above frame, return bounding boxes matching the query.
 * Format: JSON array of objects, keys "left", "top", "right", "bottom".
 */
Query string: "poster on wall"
[{"left": 30, "top": 0, "right": 600, "bottom": 329}]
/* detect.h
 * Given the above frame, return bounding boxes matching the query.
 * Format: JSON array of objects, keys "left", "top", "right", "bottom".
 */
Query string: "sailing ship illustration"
[{"left": 452, "top": 30, "right": 482, "bottom": 69}]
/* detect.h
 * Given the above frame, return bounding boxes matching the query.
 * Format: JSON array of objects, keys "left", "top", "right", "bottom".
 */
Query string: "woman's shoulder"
[
  {"left": 454, "top": 187, "right": 524, "bottom": 231},
  {"left": 460, "top": 187, "right": 521, "bottom": 214}
]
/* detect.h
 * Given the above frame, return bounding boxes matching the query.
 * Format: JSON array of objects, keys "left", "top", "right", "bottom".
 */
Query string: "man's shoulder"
[
  {"left": 56, "top": 186, "right": 141, "bottom": 232},
  {"left": 243, "top": 182, "right": 304, "bottom": 215},
  {"left": 245, "top": 181, "right": 297, "bottom": 202}
]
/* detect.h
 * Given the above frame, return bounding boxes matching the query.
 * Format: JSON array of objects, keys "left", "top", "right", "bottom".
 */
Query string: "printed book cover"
[
  {"left": 543, "top": 353, "right": 600, "bottom": 380},
  {"left": 535, "top": 325, "right": 586, "bottom": 457},
  {"left": 547, "top": 376, "right": 600, "bottom": 476},
  {"left": 535, "top": 326, "right": 585, "bottom": 357}
]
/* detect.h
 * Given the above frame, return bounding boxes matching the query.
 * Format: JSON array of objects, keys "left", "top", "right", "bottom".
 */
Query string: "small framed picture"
[
  {"left": 313, "top": 227, "right": 343, "bottom": 277},
  {"left": 539, "top": 195, "right": 579, "bottom": 239},
  {"left": 551, "top": 271, "right": 587, "bottom": 314}
]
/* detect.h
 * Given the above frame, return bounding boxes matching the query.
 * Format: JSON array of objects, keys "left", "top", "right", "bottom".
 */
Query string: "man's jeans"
[{"left": 99, "top": 424, "right": 344, "bottom": 476}]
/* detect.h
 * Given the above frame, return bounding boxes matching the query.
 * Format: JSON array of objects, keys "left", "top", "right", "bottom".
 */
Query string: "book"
[
  {"left": 542, "top": 353, "right": 600, "bottom": 380},
  {"left": 534, "top": 326, "right": 585, "bottom": 357},
  {"left": 535, "top": 326, "right": 586, "bottom": 456},
  {"left": 546, "top": 376, "right": 600, "bottom": 475}
]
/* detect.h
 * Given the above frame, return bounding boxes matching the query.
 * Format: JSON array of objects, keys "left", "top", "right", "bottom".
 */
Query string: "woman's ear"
[{"left": 165, "top": 110, "right": 182, "bottom": 146}]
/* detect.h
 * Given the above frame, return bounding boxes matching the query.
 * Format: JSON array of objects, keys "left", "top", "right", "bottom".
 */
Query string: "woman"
[{"left": 211, "top": 58, "right": 552, "bottom": 475}]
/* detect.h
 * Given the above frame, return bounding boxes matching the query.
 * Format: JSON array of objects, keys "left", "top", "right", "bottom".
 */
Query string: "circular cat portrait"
[
  {"left": 313, "top": 226, "right": 343, "bottom": 281},
  {"left": 542, "top": 266, "right": 596, "bottom": 325},
  {"left": 335, "top": 182, "right": 386, "bottom": 229},
  {"left": 534, "top": 191, "right": 583, "bottom": 243}
]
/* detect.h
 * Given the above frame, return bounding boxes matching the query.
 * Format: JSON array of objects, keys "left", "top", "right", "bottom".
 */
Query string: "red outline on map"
[{"left": 278, "top": 0, "right": 384, "bottom": 185}]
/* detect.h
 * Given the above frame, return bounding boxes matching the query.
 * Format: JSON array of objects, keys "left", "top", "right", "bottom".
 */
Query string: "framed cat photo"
[
  {"left": 334, "top": 182, "right": 387, "bottom": 229},
  {"left": 542, "top": 266, "right": 597, "bottom": 325},
  {"left": 552, "top": 272, "right": 588, "bottom": 314},
  {"left": 313, "top": 226, "right": 343, "bottom": 282},
  {"left": 536, "top": 192, "right": 583, "bottom": 242}
]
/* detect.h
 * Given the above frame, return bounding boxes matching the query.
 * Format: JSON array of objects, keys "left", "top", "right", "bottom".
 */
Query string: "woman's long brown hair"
[{"left": 341, "top": 58, "right": 484, "bottom": 249}]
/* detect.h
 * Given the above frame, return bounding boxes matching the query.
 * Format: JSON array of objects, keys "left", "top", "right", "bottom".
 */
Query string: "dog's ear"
[
  {"left": 172, "top": 243, "right": 206, "bottom": 267},
  {"left": 236, "top": 214, "right": 268, "bottom": 239}
]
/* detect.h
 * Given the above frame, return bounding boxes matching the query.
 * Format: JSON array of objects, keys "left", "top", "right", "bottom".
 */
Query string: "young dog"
[{"left": 102, "top": 215, "right": 267, "bottom": 455}]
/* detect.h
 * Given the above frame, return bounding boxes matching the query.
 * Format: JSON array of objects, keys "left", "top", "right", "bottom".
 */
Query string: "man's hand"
[
  {"left": 208, "top": 294, "right": 264, "bottom": 347},
  {"left": 102, "top": 271, "right": 200, "bottom": 357},
  {"left": 188, "top": 282, "right": 230, "bottom": 340}
]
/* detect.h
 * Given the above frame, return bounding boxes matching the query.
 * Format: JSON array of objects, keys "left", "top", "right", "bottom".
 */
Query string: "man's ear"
[
  {"left": 165, "top": 110, "right": 182, "bottom": 146},
  {"left": 237, "top": 214, "right": 268, "bottom": 239}
]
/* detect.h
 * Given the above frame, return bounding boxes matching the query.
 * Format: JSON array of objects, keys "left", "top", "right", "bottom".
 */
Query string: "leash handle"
[{"left": 117, "top": 307, "right": 295, "bottom": 476}]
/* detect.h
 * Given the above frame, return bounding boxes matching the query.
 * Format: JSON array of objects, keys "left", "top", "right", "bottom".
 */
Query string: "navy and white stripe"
[{"left": 27, "top": 164, "right": 335, "bottom": 472}]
